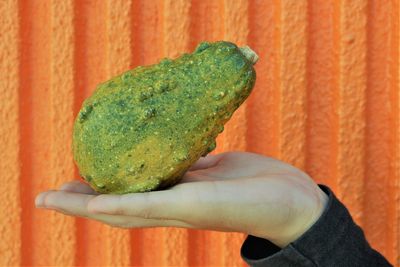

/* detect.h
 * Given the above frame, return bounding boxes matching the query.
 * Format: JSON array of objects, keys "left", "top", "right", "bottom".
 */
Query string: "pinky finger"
[
  {"left": 59, "top": 207, "right": 194, "bottom": 229},
  {"left": 46, "top": 204, "right": 193, "bottom": 229}
]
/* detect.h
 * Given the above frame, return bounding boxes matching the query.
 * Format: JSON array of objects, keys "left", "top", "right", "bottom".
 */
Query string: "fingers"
[
  {"left": 88, "top": 190, "right": 177, "bottom": 219},
  {"left": 188, "top": 153, "right": 225, "bottom": 171},
  {"left": 35, "top": 190, "right": 193, "bottom": 229},
  {"left": 87, "top": 185, "right": 197, "bottom": 222},
  {"left": 36, "top": 190, "right": 96, "bottom": 217},
  {"left": 59, "top": 180, "right": 99, "bottom": 195}
]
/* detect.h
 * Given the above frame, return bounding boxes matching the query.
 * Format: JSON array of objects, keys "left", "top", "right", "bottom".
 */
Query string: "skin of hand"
[{"left": 35, "top": 152, "right": 328, "bottom": 248}]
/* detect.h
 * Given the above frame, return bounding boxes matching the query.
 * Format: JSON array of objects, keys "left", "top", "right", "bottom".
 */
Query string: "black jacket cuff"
[{"left": 240, "top": 184, "right": 392, "bottom": 267}]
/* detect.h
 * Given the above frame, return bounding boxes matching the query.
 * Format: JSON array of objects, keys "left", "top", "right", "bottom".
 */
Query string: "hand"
[{"left": 35, "top": 152, "right": 328, "bottom": 248}]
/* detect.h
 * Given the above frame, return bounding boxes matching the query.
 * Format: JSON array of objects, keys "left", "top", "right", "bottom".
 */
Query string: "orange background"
[{"left": 0, "top": 0, "right": 399, "bottom": 266}]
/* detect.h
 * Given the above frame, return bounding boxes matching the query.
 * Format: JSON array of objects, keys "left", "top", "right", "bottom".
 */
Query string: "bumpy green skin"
[{"left": 73, "top": 41, "right": 256, "bottom": 194}]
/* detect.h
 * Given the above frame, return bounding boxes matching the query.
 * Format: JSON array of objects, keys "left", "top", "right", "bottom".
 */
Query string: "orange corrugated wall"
[{"left": 0, "top": 0, "right": 399, "bottom": 266}]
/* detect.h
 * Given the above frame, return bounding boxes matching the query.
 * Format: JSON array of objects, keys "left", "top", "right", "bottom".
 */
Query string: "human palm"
[{"left": 36, "top": 152, "right": 328, "bottom": 248}]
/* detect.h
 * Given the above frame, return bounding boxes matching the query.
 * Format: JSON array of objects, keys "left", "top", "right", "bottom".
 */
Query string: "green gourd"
[{"left": 73, "top": 41, "right": 258, "bottom": 194}]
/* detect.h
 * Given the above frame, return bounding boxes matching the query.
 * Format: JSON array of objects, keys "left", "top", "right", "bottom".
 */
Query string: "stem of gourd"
[{"left": 239, "top": 46, "right": 259, "bottom": 65}]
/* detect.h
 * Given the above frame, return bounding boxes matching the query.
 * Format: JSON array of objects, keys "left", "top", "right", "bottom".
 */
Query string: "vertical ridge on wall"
[
  {"left": 0, "top": 0, "right": 21, "bottom": 265},
  {"left": 73, "top": 1, "right": 109, "bottom": 265},
  {"left": 134, "top": 0, "right": 163, "bottom": 66},
  {"left": 104, "top": 1, "right": 133, "bottom": 265},
  {"left": 278, "top": 0, "right": 308, "bottom": 170},
  {"left": 392, "top": 0, "right": 400, "bottom": 264},
  {"left": 130, "top": 0, "right": 141, "bottom": 69},
  {"left": 336, "top": 0, "right": 368, "bottom": 225},
  {"left": 305, "top": 0, "right": 336, "bottom": 186},
  {"left": 188, "top": 0, "right": 223, "bottom": 50},
  {"left": 273, "top": 0, "right": 282, "bottom": 161},
  {"left": 18, "top": 0, "right": 33, "bottom": 264},
  {"left": 163, "top": 0, "right": 191, "bottom": 57},
  {"left": 107, "top": 0, "right": 133, "bottom": 72},
  {"left": 364, "top": 0, "right": 395, "bottom": 260},
  {"left": 49, "top": 0, "right": 76, "bottom": 265},
  {"left": 72, "top": 0, "right": 86, "bottom": 118},
  {"left": 247, "top": 0, "right": 279, "bottom": 157},
  {"left": 20, "top": 0, "right": 54, "bottom": 265},
  {"left": 73, "top": 0, "right": 88, "bottom": 264}
]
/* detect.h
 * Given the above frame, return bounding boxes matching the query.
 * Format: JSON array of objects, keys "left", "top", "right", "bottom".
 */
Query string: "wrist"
[{"left": 270, "top": 187, "right": 329, "bottom": 248}]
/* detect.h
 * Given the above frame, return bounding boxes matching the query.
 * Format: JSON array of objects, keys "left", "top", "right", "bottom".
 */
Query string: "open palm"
[{"left": 36, "top": 152, "right": 327, "bottom": 247}]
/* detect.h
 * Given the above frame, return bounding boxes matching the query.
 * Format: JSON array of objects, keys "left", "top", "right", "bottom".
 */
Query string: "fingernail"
[{"left": 35, "top": 192, "right": 47, "bottom": 208}]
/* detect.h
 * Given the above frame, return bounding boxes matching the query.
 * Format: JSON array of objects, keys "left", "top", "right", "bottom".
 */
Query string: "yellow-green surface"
[{"left": 73, "top": 41, "right": 256, "bottom": 194}]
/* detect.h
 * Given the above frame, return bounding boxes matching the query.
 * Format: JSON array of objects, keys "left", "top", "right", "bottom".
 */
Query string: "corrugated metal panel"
[{"left": 0, "top": 0, "right": 398, "bottom": 266}]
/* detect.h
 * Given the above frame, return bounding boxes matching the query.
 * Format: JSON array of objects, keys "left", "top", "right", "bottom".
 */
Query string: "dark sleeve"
[{"left": 240, "top": 184, "right": 393, "bottom": 267}]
